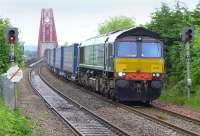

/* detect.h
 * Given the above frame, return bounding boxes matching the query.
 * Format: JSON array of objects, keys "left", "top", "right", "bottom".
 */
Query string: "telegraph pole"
[{"left": 183, "top": 27, "right": 193, "bottom": 99}]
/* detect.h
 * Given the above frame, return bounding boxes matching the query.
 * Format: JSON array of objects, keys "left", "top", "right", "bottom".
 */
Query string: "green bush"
[{"left": 0, "top": 100, "right": 33, "bottom": 136}]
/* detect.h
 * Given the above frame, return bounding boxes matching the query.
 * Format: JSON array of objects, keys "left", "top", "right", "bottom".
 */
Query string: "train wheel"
[
  {"left": 103, "top": 88, "right": 110, "bottom": 98},
  {"left": 144, "top": 101, "right": 151, "bottom": 106},
  {"left": 99, "top": 86, "right": 104, "bottom": 95},
  {"left": 110, "top": 89, "right": 116, "bottom": 101}
]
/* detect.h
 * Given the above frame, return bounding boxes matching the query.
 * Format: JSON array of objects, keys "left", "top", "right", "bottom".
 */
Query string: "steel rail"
[
  {"left": 118, "top": 103, "right": 200, "bottom": 136},
  {"left": 151, "top": 105, "right": 200, "bottom": 125}
]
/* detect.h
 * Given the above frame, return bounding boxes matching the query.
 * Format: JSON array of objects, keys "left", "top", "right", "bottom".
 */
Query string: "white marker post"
[{"left": 6, "top": 65, "right": 23, "bottom": 109}]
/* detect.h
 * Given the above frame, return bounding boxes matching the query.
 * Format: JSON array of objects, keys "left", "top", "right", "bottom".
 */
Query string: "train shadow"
[{"left": 122, "top": 101, "right": 151, "bottom": 107}]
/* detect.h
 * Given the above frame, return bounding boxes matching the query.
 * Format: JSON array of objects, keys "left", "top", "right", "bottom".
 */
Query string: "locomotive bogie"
[{"left": 115, "top": 80, "right": 162, "bottom": 102}]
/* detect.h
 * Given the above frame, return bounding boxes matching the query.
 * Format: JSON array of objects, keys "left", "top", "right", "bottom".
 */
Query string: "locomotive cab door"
[{"left": 105, "top": 43, "right": 114, "bottom": 72}]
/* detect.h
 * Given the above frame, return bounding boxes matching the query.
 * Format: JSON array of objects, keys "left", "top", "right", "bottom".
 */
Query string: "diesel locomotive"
[{"left": 46, "top": 27, "right": 164, "bottom": 103}]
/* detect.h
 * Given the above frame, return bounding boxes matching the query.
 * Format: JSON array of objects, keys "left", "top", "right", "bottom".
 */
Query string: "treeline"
[{"left": 0, "top": 18, "right": 23, "bottom": 74}]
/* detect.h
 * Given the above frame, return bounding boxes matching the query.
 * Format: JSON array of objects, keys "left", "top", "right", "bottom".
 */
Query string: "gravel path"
[
  {"left": 17, "top": 68, "right": 74, "bottom": 136},
  {"left": 41, "top": 66, "right": 186, "bottom": 136}
]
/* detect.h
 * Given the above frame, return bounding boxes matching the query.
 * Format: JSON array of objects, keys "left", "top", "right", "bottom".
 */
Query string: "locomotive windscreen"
[
  {"left": 116, "top": 42, "right": 137, "bottom": 57},
  {"left": 141, "top": 42, "right": 162, "bottom": 58}
]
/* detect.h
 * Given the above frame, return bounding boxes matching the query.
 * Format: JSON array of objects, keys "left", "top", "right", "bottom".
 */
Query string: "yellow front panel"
[{"left": 114, "top": 58, "right": 164, "bottom": 73}]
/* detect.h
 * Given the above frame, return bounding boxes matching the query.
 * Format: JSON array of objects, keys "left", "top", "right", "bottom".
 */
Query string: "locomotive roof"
[{"left": 81, "top": 27, "right": 161, "bottom": 47}]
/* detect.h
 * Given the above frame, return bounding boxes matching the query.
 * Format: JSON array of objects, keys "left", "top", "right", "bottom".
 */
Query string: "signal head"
[
  {"left": 183, "top": 27, "right": 193, "bottom": 43},
  {"left": 4, "top": 27, "right": 18, "bottom": 44}
]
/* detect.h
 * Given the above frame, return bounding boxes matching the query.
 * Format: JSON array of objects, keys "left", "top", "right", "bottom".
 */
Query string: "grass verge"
[
  {"left": 0, "top": 99, "right": 33, "bottom": 136},
  {"left": 160, "top": 81, "right": 200, "bottom": 111}
]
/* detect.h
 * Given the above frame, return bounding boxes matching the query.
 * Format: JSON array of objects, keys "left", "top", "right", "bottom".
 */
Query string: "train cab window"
[
  {"left": 141, "top": 42, "right": 162, "bottom": 58},
  {"left": 116, "top": 42, "right": 137, "bottom": 57}
]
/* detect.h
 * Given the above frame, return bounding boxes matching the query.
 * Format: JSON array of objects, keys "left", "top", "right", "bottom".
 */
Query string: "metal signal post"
[
  {"left": 183, "top": 27, "right": 193, "bottom": 99},
  {"left": 3, "top": 27, "right": 19, "bottom": 110},
  {"left": 185, "top": 42, "right": 191, "bottom": 98},
  {"left": 9, "top": 43, "right": 15, "bottom": 64}
]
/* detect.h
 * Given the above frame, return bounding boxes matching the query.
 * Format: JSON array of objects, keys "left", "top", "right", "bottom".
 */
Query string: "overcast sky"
[{"left": 0, "top": 0, "right": 199, "bottom": 46}]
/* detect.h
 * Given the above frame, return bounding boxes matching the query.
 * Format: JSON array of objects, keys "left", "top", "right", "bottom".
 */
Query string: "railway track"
[
  {"left": 151, "top": 105, "right": 200, "bottom": 126},
  {"left": 29, "top": 66, "right": 130, "bottom": 136},
  {"left": 118, "top": 104, "right": 200, "bottom": 136},
  {"left": 41, "top": 66, "right": 200, "bottom": 136}
]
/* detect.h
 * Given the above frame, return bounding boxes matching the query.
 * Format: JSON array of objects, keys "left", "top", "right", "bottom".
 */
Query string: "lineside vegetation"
[
  {"left": 0, "top": 99, "right": 33, "bottom": 136},
  {"left": 0, "top": 18, "right": 32, "bottom": 135}
]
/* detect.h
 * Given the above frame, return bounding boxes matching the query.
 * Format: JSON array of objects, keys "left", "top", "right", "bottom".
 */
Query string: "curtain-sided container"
[
  {"left": 55, "top": 47, "right": 61, "bottom": 69},
  {"left": 63, "top": 44, "right": 79, "bottom": 79},
  {"left": 49, "top": 49, "right": 54, "bottom": 67}
]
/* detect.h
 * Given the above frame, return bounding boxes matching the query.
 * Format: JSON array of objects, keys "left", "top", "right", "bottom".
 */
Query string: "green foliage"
[
  {"left": 0, "top": 18, "right": 10, "bottom": 74},
  {"left": 15, "top": 42, "right": 24, "bottom": 67},
  {"left": 191, "top": 28, "right": 200, "bottom": 85},
  {"left": 98, "top": 16, "right": 135, "bottom": 34},
  {"left": 0, "top": 99, "right": 33, "bottom": 136},
  {"left": 191, "top": 3, "right": 200, "bottom": 27}
]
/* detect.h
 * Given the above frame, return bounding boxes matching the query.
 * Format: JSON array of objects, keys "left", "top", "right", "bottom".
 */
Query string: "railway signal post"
[
  {"left": 3, "top": 27, "right": 20, "bottom": 110},
  {"left": 182, "top": 27, "right": 193, "bottom": 99}
]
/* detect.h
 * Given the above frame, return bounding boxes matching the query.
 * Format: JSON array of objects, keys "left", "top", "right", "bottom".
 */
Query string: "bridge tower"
[{"left": 37, "top": 8, "right": 58, "bottom": 59}]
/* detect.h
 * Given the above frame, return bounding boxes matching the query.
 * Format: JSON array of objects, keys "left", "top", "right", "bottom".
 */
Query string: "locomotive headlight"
[
  {"left": 152, "top": 73, "right": 160, "bottom": 78},
  {"left": 156, "top": 73, "right": 160, "bottom": 77},
  {"left": 118, "top": 72, "right": 126, "bottom": 77}
]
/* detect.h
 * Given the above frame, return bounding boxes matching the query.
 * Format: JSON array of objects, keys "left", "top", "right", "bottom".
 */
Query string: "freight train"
[{"left": 46, "top": 27, "right": 164, "bottom": 103}]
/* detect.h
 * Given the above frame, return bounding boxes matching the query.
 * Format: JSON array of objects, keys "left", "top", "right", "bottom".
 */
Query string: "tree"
[
  {"left": 191, "top": 2, "right": 200, "bottom": 27},
  {"left": 98, "top": 16, "right": 135, "bottom": 35},
  {"left": 0, "top": 18, "right": 10, "bottom": 74}
]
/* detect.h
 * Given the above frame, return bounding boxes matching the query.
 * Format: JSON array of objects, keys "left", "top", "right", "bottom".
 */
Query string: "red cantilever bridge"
[{"left": 37, "top": 8, "right": 58, "bottom": 59}]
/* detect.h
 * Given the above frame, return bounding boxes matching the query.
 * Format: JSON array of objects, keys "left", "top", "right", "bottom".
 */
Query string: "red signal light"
[
  {"left": 4, "top": 28, "right": 18, "bottom": 44},
  {"left": 8, "top": 35, "right": 15, "bottom": 43}
]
